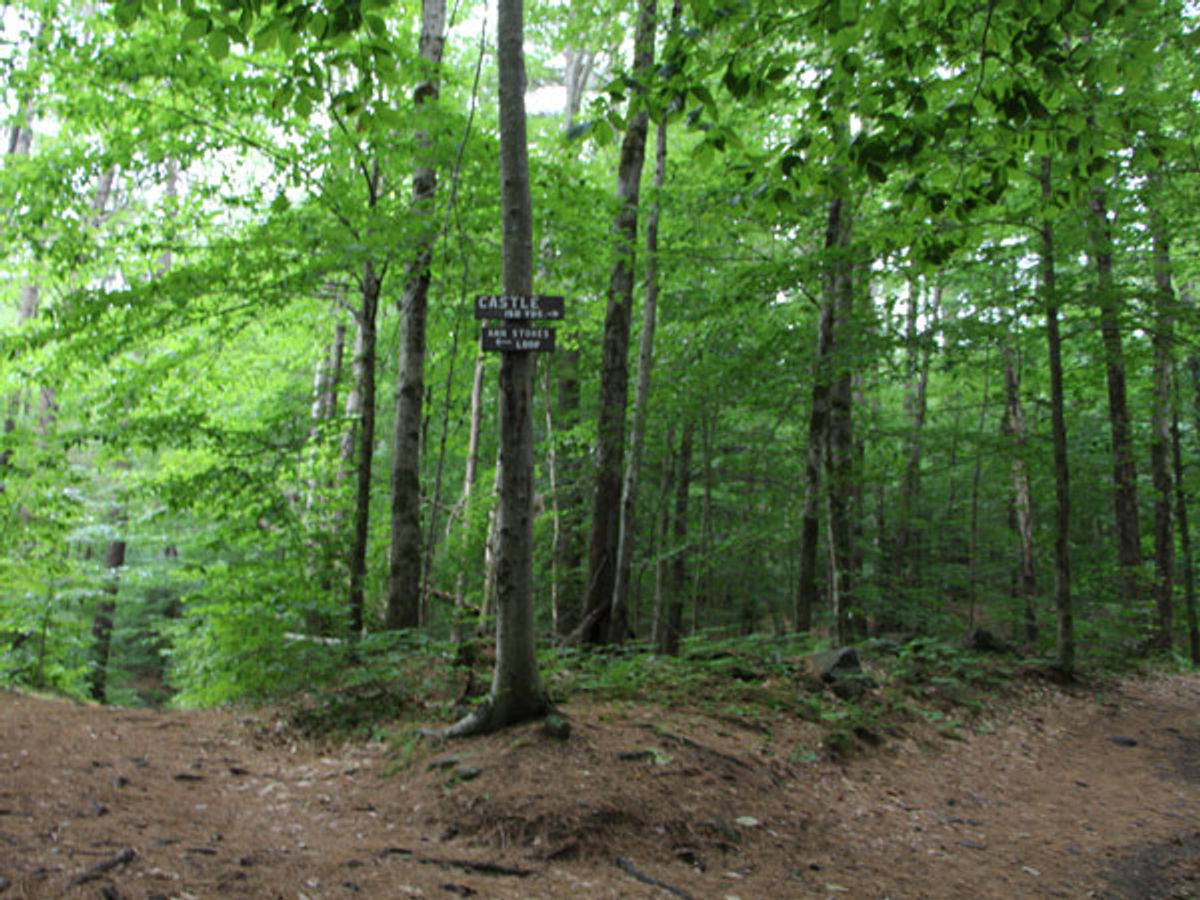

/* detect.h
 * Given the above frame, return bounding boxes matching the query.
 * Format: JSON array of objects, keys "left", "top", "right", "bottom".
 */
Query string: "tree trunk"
[
  {"left": 553, "top": 350, "right": 584, "bottom": 636},
  {"left": 824, "top": 195, "right": 855, "bottom": 644},
  {"left": 87, "top": 167, "right": 125, "bottom": 699},
  {"left": 1148, "top": 197, "right": 1175, "bottom": 651},
  {"left": 794, "top": 258, "right": 836, "bottom": 632},
  {"left": 1042, "top": 157, "right": 1073, "bottom": 673},
  {"left": 1089, "top": 188, "right": 1143, "bottom": 609},
  {"left": 611, "top": 103, "right": 669, "bottom": 642},
  {"left": 548, "top": 44, "right": 595, "bottom": 637},
  {"left": 659, "top": 420, "right": 693, "bottom": 655},
  {"left": 453, "top": 352, "right": 487, "bottom": 638},
  {"left": 305, "top": 312, "right": 346, "bottom": 515},
  {"left": 347, "top": 259, "right": 382, "bottom": 636},
  {"left": 386, "top": 0, "right": 449, "bottom": 631},
  {"left": 581, "top": 0, "right": 657, "bottom": 644},
  {"left": 1171, "top": 384, "right": 1198, "bottom": 666},
  {"left": 442, "top": 0, "right": 548, "bottom": 735},
  {"left": 87, "top": 528, "right": 126, "bottom": 703},
  {"left": 892, "top": 277, "right": 939, "bottom": 618},
  {"left": 1003, "top": 344, "right": 1038, "bottom": 644}
]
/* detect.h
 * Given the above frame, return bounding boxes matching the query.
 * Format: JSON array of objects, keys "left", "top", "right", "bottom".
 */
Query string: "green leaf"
[
  {"left": 114, "top": 0, "right": 141, "bottom": 28},
  {"left": 365, "top": 14, "right": 387, "bottom": 37},
  {"left": 252, "top": 21, "right": 278, "bottom": 52},
  {"left": 181, "top": 15, "right": 210, "bottom": 42},
  {"left": 207, "top": 28, "right": 230, "bottom": 61}
]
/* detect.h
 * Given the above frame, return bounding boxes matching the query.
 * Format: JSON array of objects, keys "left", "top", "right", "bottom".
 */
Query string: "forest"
[{"left": 2, "top": 0, "right": 1199, "bottom": 727}]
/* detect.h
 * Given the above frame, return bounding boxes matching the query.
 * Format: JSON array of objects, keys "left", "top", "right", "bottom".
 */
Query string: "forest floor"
[{"left": 1, "top": 668, "right": 1198, "bottom": 899}]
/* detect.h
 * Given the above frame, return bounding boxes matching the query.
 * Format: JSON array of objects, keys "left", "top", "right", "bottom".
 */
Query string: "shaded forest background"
[{"left": 1, "top": 0, "right": 1198, "bottom": 710}]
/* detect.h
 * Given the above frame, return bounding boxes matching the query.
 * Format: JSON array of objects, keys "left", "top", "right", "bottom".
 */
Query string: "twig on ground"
[
  {"left": 616, "top": 856, "right": 696, "bottom": 899},
  {"left": 70, "top": 847, "right": 136, "bottom": 885}
]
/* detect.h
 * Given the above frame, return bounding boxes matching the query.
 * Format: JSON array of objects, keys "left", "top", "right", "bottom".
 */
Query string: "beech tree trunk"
[
  {"left": 1148, "top": 199, "right": 1175, "bottom": 651},
  {"left": 347, "top": 258, "right": 382, "bottom": 636},
  {"left": 442, "top": 0, "right": 548, "bottom": 735},
  {"left": 1171, "top": 388, "right": 1198, "bottom": 666},
  {"left": 650, "top": 423, "right": 675, "bottom": 648},
  {"left": 581, "top": 0, "right": 657, "bottom": 644},
  {"left": 1089, "top": 188, "right": 1143, "bottom": 610},
  {"left": 386, "top": 0, "right": 448, "bottom": 631},
  {"left": 1, "top": 118, "right": 37, "bottom": 485},
  {"left": 305, "top": 312, "right": 346, "bottom": 515},
  {"left": 612, "top": 103, "right": 669, "bottom": 641},
  {"left": 1042, "top": 158, "right": 1073, "bottom": 673},
  {"left": 1003, "top": 344, "right": 1037, "bottom": 644},
  {"left": 794, "top": 256, "right": 836, "bottom": 632},
  {"left": 548, "top": 44, "right": 594, "bottom": 636},
  {"left": 824, "top": 195, "right": 855, "bottom": 644},
  {"left": 892, "top": 277, "right": 939, "bottom": 616},
  {"left": 87, "top": 529, "right": 126, "bottom": 703},
  {"left": 87, "top": 167, "right": 125, "bottom": 700},
  {"left": 453, "top": 353, "right": 486, "bottom": 638}
]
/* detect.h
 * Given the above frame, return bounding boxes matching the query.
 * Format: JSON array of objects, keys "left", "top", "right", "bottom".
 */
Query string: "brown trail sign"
[{"left": 476, "top": 295, "right": 564, "bottom": 353}]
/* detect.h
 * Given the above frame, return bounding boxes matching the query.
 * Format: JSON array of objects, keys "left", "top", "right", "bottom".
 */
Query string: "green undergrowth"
[
  {"left": 142, "top": 627, "right": 1185, "bottom": 764},
  {"left": 271, "top": 631, "right": 1036, "bottom": 761}
]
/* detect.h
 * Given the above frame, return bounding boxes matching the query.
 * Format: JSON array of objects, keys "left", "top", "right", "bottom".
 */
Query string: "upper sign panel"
[{"left": 474, "top": 294, "right": 565, "bottom": 321}]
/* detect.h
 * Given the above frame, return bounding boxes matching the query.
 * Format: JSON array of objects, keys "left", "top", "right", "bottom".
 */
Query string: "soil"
[{"left": 1, "top": 671, "right": 1198, "bottom": 899}]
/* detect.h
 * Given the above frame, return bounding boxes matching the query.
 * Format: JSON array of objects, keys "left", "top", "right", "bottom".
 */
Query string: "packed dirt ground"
[{"left": 1, "top": 671, "right": 1198, "bottom": 898}]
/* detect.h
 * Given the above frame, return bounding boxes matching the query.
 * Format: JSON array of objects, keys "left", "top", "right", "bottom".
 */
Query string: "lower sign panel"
[{"left": 481, "top": 325, "right": 556, "bottom": 352}]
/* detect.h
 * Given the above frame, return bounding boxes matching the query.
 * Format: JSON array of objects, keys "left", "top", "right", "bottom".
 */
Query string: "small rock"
[
  {"left": 807, "top": 647, "right": 862, "bottom": 681},
  {"left": 734, "top": 816, "right": 759, "bottom": 828},
  {"left": 542, "top": 715, "right": 571, "bottom": 740},
  {"left": 427, "top": 753, "right": 470, "bottom": 771},
  {"left": 1109, "top": 736, "right": 1138, "bottom": 748},
  {"left": 454, "top": 764, "right": 482, "bottom": 781},
  {"left": 963, "top": 628, "right": 1013, "bottom": 654},
  {"left": 1023, "top": 866, "right": 1041, "bottom": 877}
]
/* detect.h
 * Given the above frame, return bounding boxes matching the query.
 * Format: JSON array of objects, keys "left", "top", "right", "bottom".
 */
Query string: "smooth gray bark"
[
  {"left": 1003, "top": 345, "right": 1038, "bottom": 645},
  {"left": 1089, "top": 188, "right": 1143, "bottom": 610},
  {"left": 1041, "top": 158, "right": 1073, "bottom": 673},
  {"left": 824, "top": 196, "right": 855, "bottom": 644},
  {"left": 387, "top": 0, "right": 449, "bottom": 631},
  {"left": 441, "top": 0, "right": 548, "bottom": 735},
  {"left": 347, "top": 259, "right": 381, "bottom": 636},
  {"left": 1149, "top": 199, "right": 1175, "bottom": 651},
  {"left": 581, "top": 0, "right": 657, "bottom": 644},
  {"left": 611, "top": 107, "right": 669, "bottom": 640}
]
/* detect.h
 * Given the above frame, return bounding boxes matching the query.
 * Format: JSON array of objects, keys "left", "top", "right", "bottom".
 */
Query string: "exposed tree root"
[{"left": 423, "top": 691, "right": 553, "bottom": 739}]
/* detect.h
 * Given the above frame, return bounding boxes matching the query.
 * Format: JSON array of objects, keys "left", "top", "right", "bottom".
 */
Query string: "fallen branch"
[
  {"left": 377, "top": 847, "right": 530, "bottom": 877},
  {"left": 70, "top": 847, "right": 136, "bottom": 885},
  {"left": 616, "top": 856, "right": 695, "bottom": 899},
  {"left": 417, "top": 856, "right": 532, "bottom": 877}
]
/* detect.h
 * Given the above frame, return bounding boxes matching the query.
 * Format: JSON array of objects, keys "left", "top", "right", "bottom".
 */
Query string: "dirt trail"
[{"left": 1, "top": 673, "right": 1197, "bottom": 898}]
